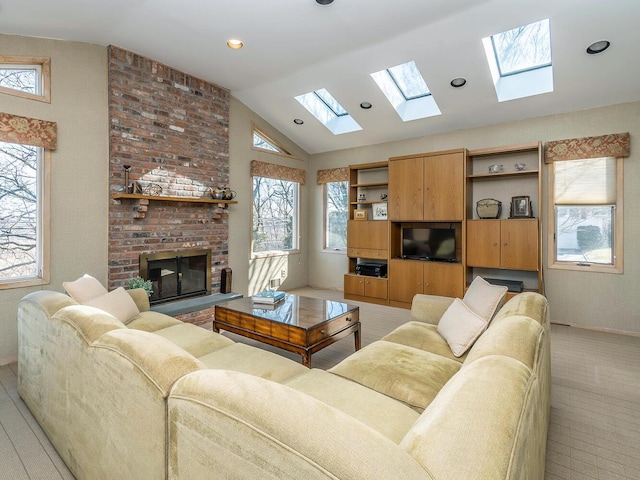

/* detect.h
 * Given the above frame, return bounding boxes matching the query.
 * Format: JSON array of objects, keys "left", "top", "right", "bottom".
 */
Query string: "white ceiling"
[{"left": 2, "top": 0, "right": 639, "bottom": 154}]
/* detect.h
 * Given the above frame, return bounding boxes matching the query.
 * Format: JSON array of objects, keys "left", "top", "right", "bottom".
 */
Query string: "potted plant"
[{"left": 127, "top": 276, "right": 153, "bottom": 297}]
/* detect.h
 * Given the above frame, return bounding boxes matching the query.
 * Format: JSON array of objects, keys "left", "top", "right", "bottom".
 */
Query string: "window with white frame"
[
  {"left": 546, "top": 133, "right": 628, "bottom": 274},
  {"left": 0, "top": 141, "right": 49, "bottom": 286},
  {"left": 252, "top": 176, "right": 299, "bottom": 255},
  {"left": 324, "top": 181, "right": 348, "bottom": 251}
]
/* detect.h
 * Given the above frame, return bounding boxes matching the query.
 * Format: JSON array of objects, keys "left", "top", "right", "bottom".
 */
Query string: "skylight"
[
  {"left": 483, "top": 19, "right": 553, "bottom": 102},
  {"left": 371, "top": 60, "right": 440, "bottom": 122},
  {"left": 295, "top": 88, "right": 361, "bottom": 135}
]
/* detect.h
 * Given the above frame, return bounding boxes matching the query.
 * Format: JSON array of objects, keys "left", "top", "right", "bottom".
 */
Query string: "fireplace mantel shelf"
[{"left": 112, "top": 193, "right": 238, "bottom": 205}]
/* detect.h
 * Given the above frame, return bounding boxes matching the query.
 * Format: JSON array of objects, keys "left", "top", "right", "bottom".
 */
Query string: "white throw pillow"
[
  {"left": 63, "top": 274, "right": 108, "bottom": 303},
  {"left": 463, "top": 276, "right": 508, "bottom": 322},
  {"left": 437, "top": 298, "right": 488, "bottom": 357},
  {"left": 85, "top": 287, "right": 141, "bottom": 325}
]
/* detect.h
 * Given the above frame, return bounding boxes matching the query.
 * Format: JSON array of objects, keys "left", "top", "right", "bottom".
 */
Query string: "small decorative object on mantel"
[
  {"left": 510, "top": 195, "right": 533, "bottom": 218},
  {"left": 210, "top": 186, "right": 236, "bottom": 200},
  {"left": 476, "top": 198, "right": 502, "bottom": 219},
  {"left": 134, "top": 181, "right": 162, "bottom": 196},
  {"left": 123, "top": 165, "right": 133, "bottom": 193}
]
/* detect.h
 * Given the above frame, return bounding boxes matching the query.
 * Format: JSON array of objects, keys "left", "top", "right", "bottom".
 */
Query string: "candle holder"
[{"left": 123, "top": 165, "right": 132, "bottom": 193}]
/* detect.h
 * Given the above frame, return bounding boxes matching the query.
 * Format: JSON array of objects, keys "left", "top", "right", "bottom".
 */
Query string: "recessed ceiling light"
[
  {"left": 316, "top": 0, "right": 334, "bottom": 4},
  {"left": 227, "top": 39, "right": 244, "bottom": 50},
  {"left": 360, "top": 102, "right": 372, "bottom": 109},
  {"left": 586, "top": 40, "right": 610, "bottom": 55},
  {"left": 293, "top": 118, "right": 304, "bottom": 125},
  {"left": 450, "top": 77, "right": 467, "bottom": 88}
]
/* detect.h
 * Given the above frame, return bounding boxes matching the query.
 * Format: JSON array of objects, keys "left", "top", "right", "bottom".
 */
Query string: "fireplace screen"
[{"left": 139, "top": 249, "right": 211, "bottom": 304}]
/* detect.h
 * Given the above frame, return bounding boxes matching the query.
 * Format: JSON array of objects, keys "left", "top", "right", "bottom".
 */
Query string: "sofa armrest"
[
  {"left": 168, "top": 370, "right": 430, "bottom": 480},
  {"left": 410, "top": 294, "right": 455, "bottom": 325},
  {"left": 127, "top": 288, "right": 151, "bottom": 312}
]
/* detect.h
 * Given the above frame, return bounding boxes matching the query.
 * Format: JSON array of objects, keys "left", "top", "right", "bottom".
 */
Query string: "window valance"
[
  {"left": 251, "top": 160, "right": 306, "bottom": 185},
  {"left": 544, "top": 132, "right": 629, "bottom": 163},
  {"left": 0, "top": 112, "right": 57, "bottom": 149},
  {"left": 317, "top": 167, "right": 349, "bottom": 184}
]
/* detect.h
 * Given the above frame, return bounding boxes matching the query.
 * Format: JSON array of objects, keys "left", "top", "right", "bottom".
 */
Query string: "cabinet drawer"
[
  {"left": 347, "top": 247, "right": 387, "bottom": 259},
  {"left": 308, "top": 313, "right": 357, "bottom": 344}
]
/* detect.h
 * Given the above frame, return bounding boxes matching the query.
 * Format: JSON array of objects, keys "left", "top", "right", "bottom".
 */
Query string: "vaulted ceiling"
[{"left": 2, "top": 0, "right": 639, "bottom": 154}]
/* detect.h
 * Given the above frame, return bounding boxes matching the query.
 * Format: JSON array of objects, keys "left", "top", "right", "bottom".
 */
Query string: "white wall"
[
  {"left": 0, "top": 34, "right": 109, "bottom": 364},
  {"left": 308, "top": 102, "right": 640, "bottom": 334},
  {"left": 228, "top": 97, "right": 310, "bottom": 297}
]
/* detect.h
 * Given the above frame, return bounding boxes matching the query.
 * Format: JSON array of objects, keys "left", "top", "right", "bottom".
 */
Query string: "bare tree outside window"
[
  {"left": 252, "top": 176, "right": 298, "bottom": 253},
  {"left": 0, "top": 67, "right": 37, "bottom": 94},
  {"left": 492, "top": 19, "right": 551, "bottom": 76},
  {"left": 0, "top": 142, "right": 39, "bottom": 279},
  {"left": 325, "top": 181, "right": 348, "bottom": 250}
]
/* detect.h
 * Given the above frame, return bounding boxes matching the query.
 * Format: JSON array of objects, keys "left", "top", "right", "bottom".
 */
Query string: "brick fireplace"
[{"left": 107, "top": 46, "right": 232, "bottom": 324}]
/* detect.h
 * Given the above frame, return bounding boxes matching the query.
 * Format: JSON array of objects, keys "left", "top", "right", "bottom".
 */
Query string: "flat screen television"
[{"left": 401, "top": 227, "right": 456, "bottom": 260}]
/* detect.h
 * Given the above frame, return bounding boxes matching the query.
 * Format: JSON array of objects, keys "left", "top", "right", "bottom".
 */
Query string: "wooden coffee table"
[{"left": 213, "top": 293, "right": 360, "bottom": 367}]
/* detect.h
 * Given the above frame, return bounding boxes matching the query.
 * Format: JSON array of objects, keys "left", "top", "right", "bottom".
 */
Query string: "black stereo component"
[
  {"left": 355, "top": 263, "right": 387, "bottom": 277},
  {"left": 484, "top": 277, "right": 524, "bottom": 293}
]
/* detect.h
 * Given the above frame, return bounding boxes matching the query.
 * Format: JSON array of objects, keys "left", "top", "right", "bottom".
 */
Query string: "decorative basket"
[{"left": 476, "top": 198, "right": 502, "bottom": 219}]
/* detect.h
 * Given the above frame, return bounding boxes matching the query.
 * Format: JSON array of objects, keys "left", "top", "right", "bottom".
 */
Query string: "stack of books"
[{"left": 252, "top": 290, "right": 285, "bottom": 306}]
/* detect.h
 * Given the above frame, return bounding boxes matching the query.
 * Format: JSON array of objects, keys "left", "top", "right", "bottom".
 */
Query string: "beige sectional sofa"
[{"left": 18, "top": 284, "right": 550, "bottom": 480}]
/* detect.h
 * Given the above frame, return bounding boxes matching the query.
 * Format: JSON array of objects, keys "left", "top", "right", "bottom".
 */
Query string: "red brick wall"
[{"left": 108, "top": 46, "right": 231, "bottom": 292}]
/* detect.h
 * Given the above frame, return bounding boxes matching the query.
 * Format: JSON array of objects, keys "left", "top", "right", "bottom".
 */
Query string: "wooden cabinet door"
[
  {"left": 389, "top": 259, "right": 423, "bottom": 303},
  {"left": 347, "top": 220, "right": 388, "bottom": 252},
  {"left": 501, "top": 219, "right": 539, "bottom": 270},
  {"left": 343, "top": 274, "right": 365, "bottom": 296},
  {"left": 423, "top": 262, "right": 464, "bottom": 298},
  {"left": 424, "top": 152, "right": 464, "bottom": 221},
  {"left": 363, "top": 276, "right": 388, "bottom": 300},
  {"left": 388, "top": 157, "right": 424, "bottom": 221},
  {"left": 467, "top": 220, "right": 501, "bottom": 267}
]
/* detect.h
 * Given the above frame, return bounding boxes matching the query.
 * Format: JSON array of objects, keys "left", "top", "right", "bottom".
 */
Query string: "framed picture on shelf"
[
  {"left": 510, "top": 196, "right": 532, "bottom": 218},
  {"left": 354, "top": 209, "right": 367, "bottom": 220},
  {"left": 372, "top": 202, "right": 388, "bottom": 220}
]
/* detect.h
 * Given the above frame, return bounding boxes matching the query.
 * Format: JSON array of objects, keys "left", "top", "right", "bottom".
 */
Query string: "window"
[
  {"left": 0, "top": 56, "right": 51, "bottom": 103},
  {"left": 482, "top": 19, "right": 553, "bottom": 102},
  {"left": 252, "top": 176, "right": 299, "bottom": 255},
  {"left": 295, "top": 88, "right": 362, "bottom": 135},
  {"left": 550, "top": 157, "right": 622, "bottom": 272},
  {"left": 371, "top": 60, "right": 441, "bottom": 121},
  {"left": 252, "top": 127, "right": 292, "bottom": 157},
  {"left": 324, "top": 181, "right": 348, "bottom": 251},
  {"left": 0, "top": 142, "right": 49, "bottom": 287}
]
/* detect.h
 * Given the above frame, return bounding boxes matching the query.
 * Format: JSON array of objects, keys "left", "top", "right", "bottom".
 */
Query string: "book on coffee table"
[{"left": 252, "top": 290, "right": 285, "bottom": 304}]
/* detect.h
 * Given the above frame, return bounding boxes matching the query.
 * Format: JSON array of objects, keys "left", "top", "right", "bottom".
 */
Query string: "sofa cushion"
[
  {"left": 285, "top": 369, "right": 420, "bottom": 443},
  {"left": 62, "top": 274, "right": 108, "bottom": 303},
  {"left": 85, "top": 287, "right": 141, "bottom": 325},
  {"left": 127, "top": 312, "right": 183, "bottom": 332},
  {"left": 329, "top": 340, "right": 461, "bottom": 412},
  {"left": 464, "top": 315, "right": 544, "bottom": 370},
  {"left": 463, "top": 276, "right": 508, "bottom": 321},
  {"left": 437, "top": 298, "right": 487, "bottom": 357},
  {"left": 152, "top": 323, "right": 234, "bottom": 358},
  {"left": 197, "top": 343, "right": 308, "bottom": 383},
  {"left": 399, "top": 355, "right": 536, "bottom": 480},
  {"left": 381, "top": 321, "right": 466, "bottom": 362}
]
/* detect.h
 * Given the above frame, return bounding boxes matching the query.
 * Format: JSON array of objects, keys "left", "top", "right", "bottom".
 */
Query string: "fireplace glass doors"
[{"left": 139, "top": 249, "right": 211, "bottom": 304}]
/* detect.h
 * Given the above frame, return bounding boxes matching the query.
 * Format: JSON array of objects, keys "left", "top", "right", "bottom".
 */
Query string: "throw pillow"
[
  {"left": 437, "top": 298, "right": 488, "bottom": 357},
  {"left": 463, "top": 276, "right": 508, "bottom": 322},
  {"left": 85, "top": 287, "right": 141, "bottom": 325},
  {"left": 62, "top": 274, "right": 108, "bottom": 304}
]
